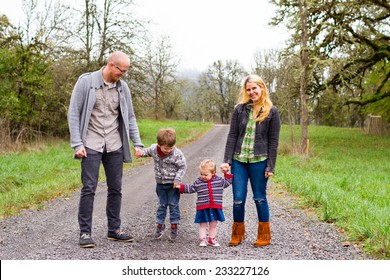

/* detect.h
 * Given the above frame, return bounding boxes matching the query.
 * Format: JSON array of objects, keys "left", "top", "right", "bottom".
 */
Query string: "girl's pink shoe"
[{"left": 199, "top": 238, "right": 207, "bottom": 247}]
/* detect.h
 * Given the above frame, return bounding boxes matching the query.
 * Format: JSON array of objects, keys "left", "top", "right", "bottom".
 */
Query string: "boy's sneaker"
[
  {"left": 199, "top": 238, "right": 207, "bottom": 247},
  {"left": 155, "top": 224, "right": 165, "bottom": 239},
  {"left": 107, "top": 229, "right": 134, "bottom": 242},
  {"left": 169, "top": 224, "right": 178, "bottom": 240},
  {"left": 79, "top": 233, "right": 96, "bottom": 248},
  {"left": 208, "top": 237, "right": 220, "bottom": 247}
]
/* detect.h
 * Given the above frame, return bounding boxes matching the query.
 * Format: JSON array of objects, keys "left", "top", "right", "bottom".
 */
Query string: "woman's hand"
[{"left": 220, "top": 163, "right": 230, "bottom": 173}]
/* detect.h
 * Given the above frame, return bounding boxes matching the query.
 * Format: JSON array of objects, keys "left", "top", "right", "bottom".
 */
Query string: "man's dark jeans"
[{"left": 78, "top": 147, "right": 123, "bottom": 235}]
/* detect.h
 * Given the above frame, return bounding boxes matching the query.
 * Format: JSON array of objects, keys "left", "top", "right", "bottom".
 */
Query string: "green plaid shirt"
[{"left": 234, "top": 108, "right": 267, "bottom": 163}]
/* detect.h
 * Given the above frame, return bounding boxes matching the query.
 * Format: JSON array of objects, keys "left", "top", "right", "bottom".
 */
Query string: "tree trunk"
[
  {"left": 299, "top": 0, "right": 309, "bottom": 155},
  {"left": 84, "top": 0, "right": 94, "bottom": 67}
]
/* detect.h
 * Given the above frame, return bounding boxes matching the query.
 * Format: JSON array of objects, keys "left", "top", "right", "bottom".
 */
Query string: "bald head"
[{"left": 108, "top": 51, "right": 130, "bottom": 66}]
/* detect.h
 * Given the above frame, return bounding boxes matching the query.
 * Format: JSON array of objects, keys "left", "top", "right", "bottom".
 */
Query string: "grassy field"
[
  {"left": 0, "top": 120, "right": 213, "bottom": 218},
  {"left": 1, "top": 122, "right": 389, "bottom": 259},
  {"left": 274, "top": 125, "right": 390, "bottom": 259}
]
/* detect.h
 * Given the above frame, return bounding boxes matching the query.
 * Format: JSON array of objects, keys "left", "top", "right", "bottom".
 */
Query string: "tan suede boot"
[
  {"left": 228, "top": 222, "right": 246, "bottom": 246},
  {"left": 253, "top": 222, "right": 271, "bottom": 247}
]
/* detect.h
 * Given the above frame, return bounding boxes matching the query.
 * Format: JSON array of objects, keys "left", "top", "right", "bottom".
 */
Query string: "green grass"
[
  {"left": 0, "top": 119, "right": 213, "bottom": 218},
  {"left": 0, "top": 142, "right": 80, "bottom": 215},
  {"left": 274, "top": 125, "right": 390, "bottom": 259}
]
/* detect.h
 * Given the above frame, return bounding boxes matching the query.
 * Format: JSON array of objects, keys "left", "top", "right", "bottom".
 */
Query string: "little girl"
[{"left": 175, "top": 159, "right": 232, "bottom": 246}]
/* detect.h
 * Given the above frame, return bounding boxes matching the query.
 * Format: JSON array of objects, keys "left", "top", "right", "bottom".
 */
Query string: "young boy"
[{"left": 136, "top": 128, "right": 186, "bottom": 240}]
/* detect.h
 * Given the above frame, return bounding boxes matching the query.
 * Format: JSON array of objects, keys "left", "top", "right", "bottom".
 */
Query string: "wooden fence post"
[{"left": 368, "top": 115, "right": 383, "bottom": 135}]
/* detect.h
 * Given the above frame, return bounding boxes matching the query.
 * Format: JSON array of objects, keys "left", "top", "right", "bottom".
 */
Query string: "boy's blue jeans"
[
  {"left": 155, "top": 183, "right": 180, "bottom": 225},
  {"left": 79, "top": 147, "right": 123, "bottom": 235},
  {"left": 231, "top": 159, "right": 270, "bottom": 223}
]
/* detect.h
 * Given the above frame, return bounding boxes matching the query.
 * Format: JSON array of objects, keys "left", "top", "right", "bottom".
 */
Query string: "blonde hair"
[
  {"left": 237, "top": 74, "right": 273, "bottom": 123},
  {"left": 199, "top": 159, "right": 216, "bottom": 174},
  {"left": 157, "top": 128, "right": 176, "bottom": 147}
]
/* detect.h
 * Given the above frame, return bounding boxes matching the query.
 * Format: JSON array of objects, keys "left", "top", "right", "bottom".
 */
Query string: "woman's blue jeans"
[
  {"left": 79, "top": 147, "right": 123, "bottom": 235},
  {"left": 231, "top": 159, "right": 270, "bottom": 222},
  {"left": 155, "top": 183, "right": 180, "bottom": 225}
]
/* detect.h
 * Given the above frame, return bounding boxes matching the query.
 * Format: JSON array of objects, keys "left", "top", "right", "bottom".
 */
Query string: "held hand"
[
  {"left": 173, "top": 183, "right": 181, "bottom": 189},
  {"left": 220, "top": 163, "right": 230, "bottom": 174},
  {"left": 75, "top": 148, "right": 87, "bottom": 158},
  {"left": 265, "top": 171, "right": 274, "bottom": 178},
  {"left": 134, "top": 147, "right": 143, "bottom": 158}
]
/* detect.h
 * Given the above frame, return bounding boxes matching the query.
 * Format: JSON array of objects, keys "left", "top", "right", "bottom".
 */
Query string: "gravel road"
[{"left": 0, "top": 125, "right": 369, "bottom": 260}]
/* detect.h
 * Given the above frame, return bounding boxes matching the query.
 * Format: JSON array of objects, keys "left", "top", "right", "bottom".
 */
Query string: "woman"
[{"left": 221, "top": 74, "right": 280, "bottom": 247}]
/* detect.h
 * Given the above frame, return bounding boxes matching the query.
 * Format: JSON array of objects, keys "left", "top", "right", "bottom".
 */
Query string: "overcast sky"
[{"left": 1, "top": 0, "right": 289, "bottom": 72}]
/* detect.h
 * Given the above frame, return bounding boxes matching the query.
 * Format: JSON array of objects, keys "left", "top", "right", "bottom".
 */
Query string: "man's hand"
[
  {"left": 134, "top": 147, "right": 143, "bottom": 158},
  {"left": 75, "top": 148, "right": 87, "bottom": 158}
]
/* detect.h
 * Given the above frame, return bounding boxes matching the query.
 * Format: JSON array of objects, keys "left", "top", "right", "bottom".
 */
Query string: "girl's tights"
[{"left": 199, "top": 221, "right": 217, "bottom": 240}]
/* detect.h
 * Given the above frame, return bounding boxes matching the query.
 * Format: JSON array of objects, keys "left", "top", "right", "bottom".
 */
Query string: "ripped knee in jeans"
[
  {"left": 233, "top": 200, "right": 243, "bottom": 205},
  {"left": 254, "top": 198, "right": 266, "bottom": 204}
]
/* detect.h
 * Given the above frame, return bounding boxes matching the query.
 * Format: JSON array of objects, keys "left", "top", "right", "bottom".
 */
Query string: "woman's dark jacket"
[{"left": 223, "top": 102, "right": 281, "bottom": 173}]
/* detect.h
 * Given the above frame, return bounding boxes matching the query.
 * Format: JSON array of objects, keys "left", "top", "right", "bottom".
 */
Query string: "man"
[{"left": 68, "top": 51, "right": 143, "bottom": 248}]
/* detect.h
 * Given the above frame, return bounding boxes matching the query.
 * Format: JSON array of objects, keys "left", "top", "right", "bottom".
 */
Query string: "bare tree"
[
  {"left": 131, "top": 35, "right": 178, "bottom": 120},
  {"left": 66, "top": 0, "right": 146, "bottom": 68},
  {"left": 252, "top": 49, "right": 279, "bottom": 93},
  {"left": 199, "top": 60, "right": 247, "bottom": 124}
]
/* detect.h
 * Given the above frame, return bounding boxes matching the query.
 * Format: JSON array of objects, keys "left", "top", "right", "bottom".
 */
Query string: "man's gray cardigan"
[{"left": 67, "top": 68, "right": 143, "bottom": 162}]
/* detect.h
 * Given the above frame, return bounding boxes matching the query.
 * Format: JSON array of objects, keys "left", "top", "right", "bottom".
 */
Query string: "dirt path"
[{"left": 0, "top": 125, "right": 368, "bottom": 260}]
